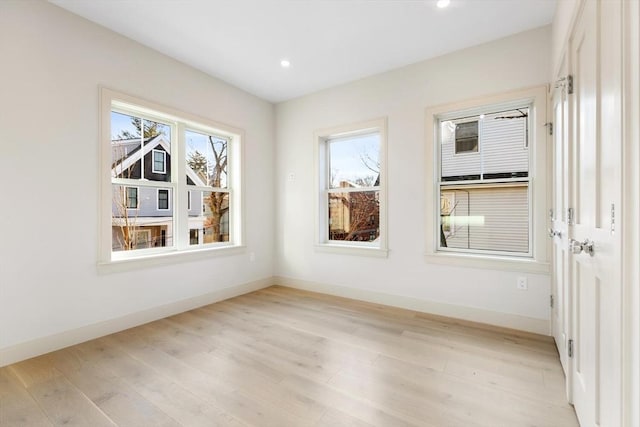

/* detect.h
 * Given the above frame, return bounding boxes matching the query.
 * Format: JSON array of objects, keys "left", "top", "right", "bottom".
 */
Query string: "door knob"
[{"left": 570, "top": 238, "right": 595, "bottom": 256}]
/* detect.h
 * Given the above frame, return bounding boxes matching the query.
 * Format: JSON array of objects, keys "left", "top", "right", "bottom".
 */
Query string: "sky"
[{"left": 330, "top": 133, "right": 380, "bottom": 187}]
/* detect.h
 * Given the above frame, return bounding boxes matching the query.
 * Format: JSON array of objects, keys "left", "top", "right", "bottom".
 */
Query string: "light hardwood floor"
[{"left": 0, "top": 286, "right": 578, "bottom": 427}]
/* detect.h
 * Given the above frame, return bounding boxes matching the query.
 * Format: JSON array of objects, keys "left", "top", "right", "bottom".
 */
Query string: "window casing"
[
  {"left": 315, "top": 118, "right": 387, "bottom": 256},
  {"left": 425, "top": 86, "right": 548, "bottom": 272},
  {"left": 100, "top": 88, "right": 244, "bottom": 268}
]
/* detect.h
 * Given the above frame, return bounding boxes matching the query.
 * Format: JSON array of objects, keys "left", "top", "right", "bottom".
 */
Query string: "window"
[
  {"left": 315, "top": 118, "right": 387, "bottom": 256},
  {"left": 152, "top": 149, "right": 166, "bottom": 174},
  {"left": 134, "top": 230, "right": 151, "bottom": 249},
  {"left": 440, "top": 107, "right": 531, "bottom": 256},
  {"left": 454, "top": 120, "right": 479, "bottom": 154},
  {"left": 100, "top": 88, "right": 244, "bottom": 267},
  {"left": 425, "top": 86, "right": 548, "bottom": 272},
  {"left": 157, "top": 188, "right": 169, "bottom": 210},
  {"left": 125, "top": 187, "right": 138, "bottom": 209}
]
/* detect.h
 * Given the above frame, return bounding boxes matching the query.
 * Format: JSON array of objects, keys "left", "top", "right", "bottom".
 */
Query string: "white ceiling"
[{"left": 50, "top": 0, "right": 557, "bottom": 103}]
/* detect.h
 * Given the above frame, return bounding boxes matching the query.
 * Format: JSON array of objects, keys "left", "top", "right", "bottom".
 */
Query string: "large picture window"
[
  {"left": 426, "top": 86, "right": 548, "bottom": 272},
  {"left": 315, "top": 118, "right": 387, "bottom": 256},
  {"left": 100, "top": 89, "right": 243, "bottom": 266}
]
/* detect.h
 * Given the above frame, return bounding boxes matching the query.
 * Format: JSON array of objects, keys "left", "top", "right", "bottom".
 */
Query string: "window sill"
[
  {"left": 424, "top": 251, "right": 549, "bottom": 274},
  {"left": 98, "top": 245, "right": 246, "bottom": 274},
  {"left": 315, "top": 244, "right": 388, "bottom": 258}
]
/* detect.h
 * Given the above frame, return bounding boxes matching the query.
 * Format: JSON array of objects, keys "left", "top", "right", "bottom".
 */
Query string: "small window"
[
  {"left": 454, "top": 121, "right": 478, "bottom": 154},
  {"left": 187, "top": 190, "right": 191, "bottom": 210},
  {"left": 152, "top": 149, "right": 166, "bottom": 174},
  {"left": 315, "top": 118, "right": 387, "bottom": 256},
  {"left": 158, "top": 189, "right": 169, "bottom": 210},
  {"left": 125, "top": 187, "right": 138, "bottom": 209}
]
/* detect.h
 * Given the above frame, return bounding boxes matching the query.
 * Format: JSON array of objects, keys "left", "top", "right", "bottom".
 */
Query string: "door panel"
[{"left": 569, "top": 1, "right": 622, "bottom": 426}]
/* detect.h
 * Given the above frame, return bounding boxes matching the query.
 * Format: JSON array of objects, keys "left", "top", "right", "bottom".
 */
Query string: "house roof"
[{"left": 111, "top": 134, "right": 207, "bottom": 187}]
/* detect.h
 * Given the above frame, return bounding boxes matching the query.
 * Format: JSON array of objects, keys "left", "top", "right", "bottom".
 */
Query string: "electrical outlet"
[
  {"left": 249, "top": 252, "right": 255, "bottom": 262},
  {"left": 517, "top": 277, "right": 528, "bottom": 290},
  {"left": 287, "top": 172, "right": 295, "bottom": 182}
]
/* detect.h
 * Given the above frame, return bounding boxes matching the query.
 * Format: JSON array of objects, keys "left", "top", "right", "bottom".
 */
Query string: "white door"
[
  {"left": 569, "top": 0, "right": 622, "bottom": 425},
  {"left": 550, "top": 54, "right": 571, "bottom": 382}
]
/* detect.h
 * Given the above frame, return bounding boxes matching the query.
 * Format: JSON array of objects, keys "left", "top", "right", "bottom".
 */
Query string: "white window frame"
[
  {"left": 425, "top": 86, "right": 549, "bottom": 273},
  {"left": 157, "top": 188, "right": 170, "bottom": 211},
  {"left": 314, "top": 117, "right": 388, "bottom": 257},
  {"left": 99, "top": 88, "right": 245, "bottom": 272},
  {"left": 152, "top": 148, "right": 167, "bottom": 174}
]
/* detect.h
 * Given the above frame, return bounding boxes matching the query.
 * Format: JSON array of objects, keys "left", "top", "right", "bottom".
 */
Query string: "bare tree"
[
  {"left": 205, "top": 136, "right": 228, "bottom": 242},
  {"left": 112, "top": 144, "right": 140, "bottom": 251},
  {"left": 328, "top": 145, "right": 380, "bottom": 242}
]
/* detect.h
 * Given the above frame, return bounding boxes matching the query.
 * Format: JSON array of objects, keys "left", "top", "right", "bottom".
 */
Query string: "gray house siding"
[
  {"left": 441, "top": 111, "right": 528, "bottom": 179},
  {"left": 441, "top": 185, "right": 529, "bottom": 253}
]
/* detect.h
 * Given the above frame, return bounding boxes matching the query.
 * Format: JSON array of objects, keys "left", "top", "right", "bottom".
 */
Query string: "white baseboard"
[
  {"left": 274, "top": 276, "right": 550, "bottom": 335},
  {"left": 0, "top": 277, "right": 274, "bottom": 367}
]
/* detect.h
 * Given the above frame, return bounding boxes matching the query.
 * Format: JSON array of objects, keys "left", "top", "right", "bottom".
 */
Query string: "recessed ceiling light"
[
  {"left": 280, "top": 59, "right": 291, "bottom": 68},
  {"left": 436, "top": 0, "right": 450, "bottom": 8}
]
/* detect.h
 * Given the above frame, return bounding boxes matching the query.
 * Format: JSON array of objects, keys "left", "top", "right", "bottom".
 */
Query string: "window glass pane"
[
  {"left": 328, "top": 190, "right": 379, "bottom": 242},
  {"left": 111, "top": 185, "right": 174, "bottom": 252},
  {"left": 158, "top": 189, "right": 169, "bottom": 210},
  {"left": 185, "top": 130, "right": 228, "bottom": 188},
  {"left": 455, "top": 121, "right": 478, "bottom": 154},
  {"left": 441, "top": 108, "right": 528, "bottom": 181},
  {"left": 440, "top": 185, "right": 529, "bottom": 253},
  {"left": 126, "top": 187, "right": 138, "bottom": 208},
  {"left": 188, "top": 190, "right": 230, "bottom": 245},
  {"left": 153, "top": 150, "right": 166, "bottom": 173},
  {"left": 111, "top": 111, "right": 171, "bottom": 182},
  {"left": 329, "top": 133, "right": 380, "bottom": 189}
]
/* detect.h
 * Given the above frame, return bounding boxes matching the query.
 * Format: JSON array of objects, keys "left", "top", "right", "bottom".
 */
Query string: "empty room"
[{"left": 0, "top": 0, "right": 638, "bottom": 426}]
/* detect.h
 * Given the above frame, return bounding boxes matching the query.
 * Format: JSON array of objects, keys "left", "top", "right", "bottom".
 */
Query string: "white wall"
[
  {"left": 0, "top": 1, "right": 275, "bottom": 361},
  {"left": 275, "top": 26, "right": 552, "bottom": 333}
]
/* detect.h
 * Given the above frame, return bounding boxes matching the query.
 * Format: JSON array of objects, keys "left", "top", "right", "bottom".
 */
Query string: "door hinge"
[
  {"left": 545, "top": 122, "right": 553, "bottom": 135},
  {"left": 550, "top": 295, "right": 554, "bottom": 308},
  {"left": 567, "top": 208, "right": 575, "bottom": 225},
  {"left": 568, "top": 339, "right": 574, "bottom": 358},
  {"left": 555, "top": 75, "right": 574, "bottom": 95}
]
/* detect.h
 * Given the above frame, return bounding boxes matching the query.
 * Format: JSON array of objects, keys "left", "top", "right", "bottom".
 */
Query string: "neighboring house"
[
  {"left": 329, "top": 177, "right": 380, "bottom": 242},
  {"left": 111, "top": 135, "right": 228, "bottom": 251},
  {"left": 440, "top": 110, "right": 529, "bottom": 253}
]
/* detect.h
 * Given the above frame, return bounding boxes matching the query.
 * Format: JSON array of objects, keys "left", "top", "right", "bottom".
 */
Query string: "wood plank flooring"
[{"left": 0, "top": 286, "right": 578, "bottom": 426}]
